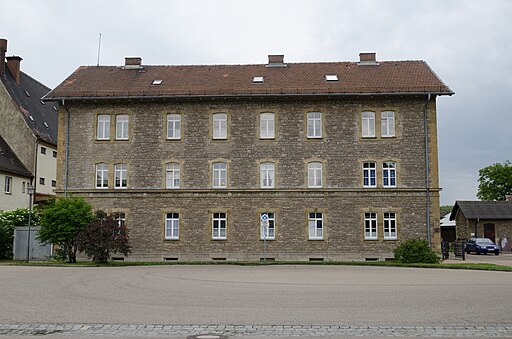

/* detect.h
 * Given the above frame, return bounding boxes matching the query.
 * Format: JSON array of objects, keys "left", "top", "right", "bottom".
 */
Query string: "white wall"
[
  {"left": 35, "top": 144, "right": 57, "bottom": 196},
  {"left": 0, "top": 172, "right": 30, "bottom": 212}
]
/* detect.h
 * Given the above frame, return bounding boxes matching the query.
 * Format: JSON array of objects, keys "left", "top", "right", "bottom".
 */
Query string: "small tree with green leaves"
[
  {"left": 0, "top": 208, "right": 40, "bottom": 260},
  {"left": 477, "top": 160, "right": 512, "bottom": 201},
  {"left": 77, "top": 211, "right": 132, "bottom": 263},
  {"left": 38, "top": 197, "right": 95, "bottom": 263},
  {"left": 394, "top": 239, "right": 439, "bottom": 264}
]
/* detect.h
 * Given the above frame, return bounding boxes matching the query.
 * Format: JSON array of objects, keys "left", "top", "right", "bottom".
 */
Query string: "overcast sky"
[{"left": 2, "top": 0, "right": 511, "bottom": 206}]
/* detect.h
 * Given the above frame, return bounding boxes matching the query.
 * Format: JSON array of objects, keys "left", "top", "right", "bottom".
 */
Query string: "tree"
[
  {"left": 0, "top": 208, "right": 40, "bottom": 260},
  {"left": 477, "top": 160, "right": 512, "bottom": 201},
  {"left": 38, "top": 197, "right": 95, "bottom": 263},
  {"left": 77, "top": 211, "right": 132, "bottom": 263},
  {"left": 439, "top": 205, "right": 453, "bottom": 217}
]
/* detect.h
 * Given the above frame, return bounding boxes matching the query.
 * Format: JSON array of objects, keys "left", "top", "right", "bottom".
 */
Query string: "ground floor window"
[
  {"left": 260, "top": 212, "right": 275, "bottom": 240},
  {"left": 383, "top": 212, "right": 397, "bottom": 239},
  {"left": 165, "top": 213, "right": 179, "bottom": 240},
  {"left": 364, "top": 212, "right": 377, "bottom": 239},
  {"left": 308, "top": 212, "right": 323, "bottom": 240},
  {"left": 212, "top": 212, "right": 227, "bottom": 239}
]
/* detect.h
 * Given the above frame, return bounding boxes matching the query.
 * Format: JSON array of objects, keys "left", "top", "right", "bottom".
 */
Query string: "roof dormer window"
[
  {"left": 252, "top": 76, "right": 264, "bottom": 83},
  {"left": 152, "top": 80, "right": 163, "bottom": 85},
  {"left": 325, "top": 75, "right": 339, "bottom": 81}
]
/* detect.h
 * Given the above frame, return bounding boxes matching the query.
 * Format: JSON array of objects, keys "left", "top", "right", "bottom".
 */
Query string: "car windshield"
[{"left": 476, "top": 238, "right": 493, "bottom": 245}]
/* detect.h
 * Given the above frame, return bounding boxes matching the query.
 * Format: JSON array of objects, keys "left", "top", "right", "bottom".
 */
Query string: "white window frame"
[
  {"left": 381, "top": 111, "right": 395, "bottom": 138},
  {"left": 308, "top": 212, "right": 323, "bottom": 240},
  {"left": 167, "top": 113, "right": 181, "bottom": 140},
  {"left": 95, "top": 163, "right": 109, "bottom": 189},
  {"left": 166, "top": 162, "right": 180, "bottom": 189},
  {"left": 4, "top": 176, "right": 12, "bottom": 194},
  {"left": 212, "top": 113, "right": 227, "bottom": 140},
  {"left": 97, "top": 114, "right": 110, "bottom": 140},
  {"left": 259, "top": 112, "right": 275, "bottom": 139},
  {"left": 363, "top": 162, "right": 376, "bottom": 188},
  {"left": 362, "top": 111, "right": 375, "bottom": 138},
  {"left": 364, "top": 212, "right": 378, "bottom": 240},
  {"left": 260, "top": 162, "right": 275, "bottom": 189},
  {"left": 212, "top": 212, "right": 227, "bottom": 239},
  {"left": 165, "top": 212, "right": 179, "bottom": 240},
  {"left": 383, "top": 161, "right": 397, "bottom": 188},
  {"left": 384, "top": 212, "right": 397, "bottom": 240},
  {"left": 113, "top": 212, "right": 126, "bottom": 228},
  {"left": 306, "top": 112, "right": 322, "bottom": 138},
  {"left": 260, "top": 212, "right": 275, "bottom": 240},
  {"left": 114, "top": 163, "right": 127, "bottom": 189},
  {"left": 308, "top": 162, "right": 323, "bottom": 188},
  {"left": 212, "top": 162, "right": 227, "bottom": 188},
  {"left": 116, "top": 115, "right": 129, "bottom": 140}
]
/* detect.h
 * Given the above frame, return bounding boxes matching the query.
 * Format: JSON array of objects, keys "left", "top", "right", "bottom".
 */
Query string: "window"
[
  {"left": 362, "top": 111, "right": 375, "bottom": 138},
  {"left": 212, "top": 113, "right": 227, "bottom": 140},
  {"left": 260, "top": 212, "right": 275, "bottom": 240},
  {"left": 115, "top": 115, "right": 129, "bottom": 140},
  {"left": 308, "top": 162, "right": 323, "bottom": 188},
  {"left": 212, "top": 212, "right": 227, "bottom": 239},
  {"left": 40, "top": 147, "right": 46, "bottom": 155},
  {"left": 325, "top": 74, "right": 339, "bottom": 81},
  {"left": 308, "top": 212, "right": 323, "bottom": 240},
  {"left": 166, "top": 162, "right": 180, "bottom": 189},
  {"left": 381, "top": 111, "right": 395, "bottom": 137},
  {"left": 51, "top": 180, "right": 56, "bottom": 187},
  {"left": 113, "top": 212, "right": 126, "bottom": 228},
  {"left": 4, "top": 176, "right": 12, "bottom": 194},
  {"left": 96, "top": 163, "right": 109, "bottom": 189},
  {"left": 53, "top": 150, "right": 57, "bottom": 158},
  {"left": 97, "top": 114, "right": 110, "bottom": 140},
  {"left": 384, "top": 212, "right": 397, "bottom": 239},
  {"left": 165, "top": 213, "right": 179, "bottom": 240},
  {"left": 363, "top": 162, "right": 376, "bottom": 188},
  {"left": 383, "top": 162, "right": 396, "bottom": 188},
  {"left": 252, "top": 76, "right": 264, "bottom": 83},
  {"left": 167, "top": 114, "right": 181, "bottom": 140},
  {"left": 22, "top": 181, "right": 25, "bottom": 193},
  {"left": 364, "top": 212, "right": 377, "bottom": 239},
  {"left": 260, "top": 112, "right": 275, "bottom": 139},
  {"left": 39, "top": 177, "right": 45, "bottom": 185},
  {"left": 114, "top": 164, "right": 127, "bottom": 189},
  {"left": 260, "top": 162, "right": 275, "bottom": 188},
  {"left": 212, "top": 162, "right": 227, "bottom": 188},
  {"left": 307, "top": 112, "right": 322, "bottom": 138}
]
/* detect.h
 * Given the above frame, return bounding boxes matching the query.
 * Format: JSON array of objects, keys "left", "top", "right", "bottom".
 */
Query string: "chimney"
[
  {"left": 6, "top": 56, "right": 22, "bottom": 83},
  {"left": 124, "top": 57, "right": 142, "bottom": 69},
  {"left": 267, "top": 54, "right": 286, "bottom": 67},
  {"left": 358, "top": 52, "right": 378, "bottom": 65},
  {"left": 0, "top": 38, "right": 7, "bottom": 76}
]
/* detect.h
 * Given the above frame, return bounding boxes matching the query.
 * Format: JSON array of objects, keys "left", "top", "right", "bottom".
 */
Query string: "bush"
[
  {"left": 394, "top": 239, "right": 439, "bottom": 264},
  {"left": 0, "top": 208, "right": 39, "bottom": 260}
]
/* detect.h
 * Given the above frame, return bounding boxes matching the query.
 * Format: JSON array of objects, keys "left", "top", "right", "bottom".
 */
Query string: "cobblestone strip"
[{"left": 0, "top": 323, "right": 512, "bottom": 337}]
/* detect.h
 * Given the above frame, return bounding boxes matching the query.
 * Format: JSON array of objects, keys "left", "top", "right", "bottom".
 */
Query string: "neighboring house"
[
  {"left": 450, "top": 199, "right": 512, "bottom": 251},
  {"left": 0, "top": 39, "right": 58, "bottom": 203},
  {"left": 0, "top": 135, "right": 32, "bottom": 211},
  {"left": 43, "top": 52, "right": 453, "bottom": 261},
  {"left": 440, "top": 213, "right": 456, "bottom": 243}
]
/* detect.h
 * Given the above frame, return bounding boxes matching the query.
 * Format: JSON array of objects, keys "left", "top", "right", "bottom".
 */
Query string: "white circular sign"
[{"left": 261, "top": 213, "right": 268, "bottom": 222}]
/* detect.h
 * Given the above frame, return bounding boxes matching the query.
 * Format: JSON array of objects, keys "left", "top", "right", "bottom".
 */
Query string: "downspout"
[
  {"left": 33, "top": 139, "right": 38, "bottom": 204},
  {"left": 424, "top": 93, "right": 432, "bottom": 246},
  {"left": 62, "top": 99, "right": 70, "bottom": 198}
]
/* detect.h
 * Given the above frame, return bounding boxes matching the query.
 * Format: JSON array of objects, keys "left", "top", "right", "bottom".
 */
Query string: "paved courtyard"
[{"left": 0, "top": 264, "right": 511, "bottom": 337}]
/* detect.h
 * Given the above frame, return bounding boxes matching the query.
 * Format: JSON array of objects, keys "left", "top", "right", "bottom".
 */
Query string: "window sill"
[
  {"left": 308, "top": 238, "right": 324, "bottom": 241},
  {"left": 364, "top": 238, "right": 379, "bottom": 241},
  {"left": 166, "top": 138, "right": 182, "bottom": 141},
  {"left": 211, "top": 238, "right": 227, "bottom": 241},
  {"left": 164, "top": 238, "right": 179, "bottom": 241}
]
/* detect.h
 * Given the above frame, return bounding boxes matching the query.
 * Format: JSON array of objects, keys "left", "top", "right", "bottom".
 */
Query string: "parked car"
[{"left": 465, "top": 238, "right": 500, "bottom": 255}]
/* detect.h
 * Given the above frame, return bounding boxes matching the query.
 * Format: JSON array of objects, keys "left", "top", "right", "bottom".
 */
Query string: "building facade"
[{"left": 45, "top": 53, "right": 453, "bottom": 261}]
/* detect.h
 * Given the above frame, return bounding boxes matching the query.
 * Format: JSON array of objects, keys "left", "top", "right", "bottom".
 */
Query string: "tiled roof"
[
  {"left": 44, "top": 59, "right": 453, "bottom": 100},
  {"left": 0, "top": 135, "right": 32, "bottom": 178},
  {"left": 450, "top": 201, "right": 512, "bottom": 220},
  {"left": 1, "top": 68, "right": 58, "bottom": 145}
]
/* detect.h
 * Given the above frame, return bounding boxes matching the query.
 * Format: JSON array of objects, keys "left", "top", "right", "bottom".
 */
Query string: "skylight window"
[
  {"left": 25, "top": 91, "right": 31, "bottom": 97},
  {"left": 40, "top": 100, "right": 45, "bottom": 105},
  {"left": 325, "top": 75, "right": 339, "bottom": 81},
  {"left": 29, "top": 116, "right": 34, "bottom": 122},
  {"left": 53, "top": 106, "right": 58, "bottom": 111},
  {"left": 252, "top": 76, "right": 264, "bottom": 83},
  {"left": 152, "top": 80, "right": 163, "bottom": 85},
  {"left": 44, "top": 122, "right": 49, "bottom": 128}
]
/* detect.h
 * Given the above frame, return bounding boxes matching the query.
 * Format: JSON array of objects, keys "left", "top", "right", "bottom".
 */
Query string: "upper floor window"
[
  {"left": 97, "top": 114, "right": 110, "bottom": 140},
  {"left": 383, "top": 162, "right": 397, "bottom": 188},
  {"left": 212, "top": 212, "right": 227, "bottom": 239},
  {"left": 115, "top": 115, "right": 129, "bottom": 140},
  {"left": 212, "top": 113, "right": 227, "bottom": 140},
  {"left": 166, "top": 162, "right": 180, "bottom": 189},
  {"left": 362, "top": 111, "right": 375, "bottom": 138},
  {"left": 383, "top": 212, "right": 397, "bottom": 239},
  {"left": 381, "top": 111, "right": 395, "bottom": 137},
  {"left": 307, "top": 112, "right": 322, "bottom": 138},
  {"left": 364, "top": 212, "right": 377, "bottom": 239},
  {"left": 260, "top": 212, "right": 275, "bottom": 240},
  {"left": 260, "top": 162, "right": 275, "bottom": 189},
  {"left": 4, "top": 176, "right": 12, "bottom": 194},
  {"left": 114, "top": 163, "right": 128, "bottom": 189},
  {"left": 167, "top": 113, "right": 181, "bottom": 140},
  {"left": 260, "top": 112, "right": 275, "bottom": 139},
  {"left": 52, "top": 150, "right": 57, "bottom": 158},
  {"left": 308, "top": 212, "right": 323, "bottom": 240},
  {"left": 363, "top": 162, "right": 376, "bottom": 188},
  {"left": 165, "top": 212, "right": 179, "bottom": 240},
  {"left": 212, "top": 162, "right": 227, "bottom": 188},
  {"left": 51, "top": 180, "right": 57, "bottom": 187},
  {"left": 96, "top": 163, "right": 109, "bottom": 189},
  {"left": 39, "top": 177, "right": 45, "bottom": 185},
  {"left": 40, "top": 147, "right": 46, "bottom": 155},
  {"left": 308, "top": 162, "right": 323, "bottom": 188}
]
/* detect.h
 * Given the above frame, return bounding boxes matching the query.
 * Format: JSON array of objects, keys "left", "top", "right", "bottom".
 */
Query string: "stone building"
[
  {"left": 44, "top": 53, "right": 453, "bottom": 261},
  {"left": 0, "top": 38, "right": 58, "bottom": 204}
]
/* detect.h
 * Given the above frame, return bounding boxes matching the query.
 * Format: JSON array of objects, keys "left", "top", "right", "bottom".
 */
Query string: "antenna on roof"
[{"left": 96, "top": 33, "right": 102, "bottom": 66}]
